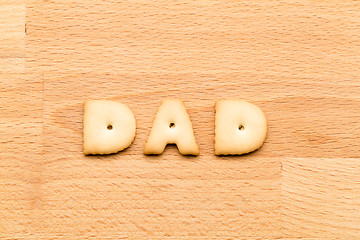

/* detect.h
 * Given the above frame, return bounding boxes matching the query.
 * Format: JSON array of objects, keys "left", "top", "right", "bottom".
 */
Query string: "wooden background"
[{"left": 1, "top": 0, "right": 360, "bottom": 239}]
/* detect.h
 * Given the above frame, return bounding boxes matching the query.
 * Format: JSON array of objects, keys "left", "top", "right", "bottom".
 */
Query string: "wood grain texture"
[
  {"left": 0, "top": 74, "right": 43, "bottom": 235},
  {"left": 0, "top": 0, "right": 25, "bottom": 73},
  {"left": 1, "top": 0, "right": 360, "bottom": 239}
]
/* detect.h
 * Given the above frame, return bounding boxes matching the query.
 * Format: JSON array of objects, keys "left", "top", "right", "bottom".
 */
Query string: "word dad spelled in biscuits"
[{"left": 83, "top": 99, "right": 267, "bottom": 156}]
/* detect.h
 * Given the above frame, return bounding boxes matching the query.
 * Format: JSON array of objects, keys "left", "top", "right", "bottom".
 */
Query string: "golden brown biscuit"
[
  {"left": 215, "top": 100, "right": 267, "bottom": 155},
  {"left": 144, "top": 99, "right": 199, "bottom": 155},
  {"left": 83, "top": 100, "right": 136, "bottom": 155}
]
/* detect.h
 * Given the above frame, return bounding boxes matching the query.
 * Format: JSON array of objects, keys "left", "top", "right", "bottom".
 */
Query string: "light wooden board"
[
  {"left": 0, "top": 0, "right": 25, "bottom": 73},
  {"left": 1, "top": 0, "right": 360, "bottom": 239}
]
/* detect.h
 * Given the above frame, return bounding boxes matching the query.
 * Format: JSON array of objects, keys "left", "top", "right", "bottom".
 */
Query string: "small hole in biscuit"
[
  {"left": 169, "top": 122, "right": 175, "bottom": 128},
  {"left": 238, "top": 125, "right": 244, "bottom": 131},
  {"left": 107, "top": 124, "right": 113, "bottom": 130}
]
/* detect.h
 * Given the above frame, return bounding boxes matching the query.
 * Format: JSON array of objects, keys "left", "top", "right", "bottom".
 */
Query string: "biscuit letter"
[
  {"left": 215, "top": 100, "right": 267, "bottom": 155},
  {"left": 144, "top": 99, "right": 199, "bottom": 155},
  {"left": 83, "top": 100, "right": 136, "bottom": 155}
]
